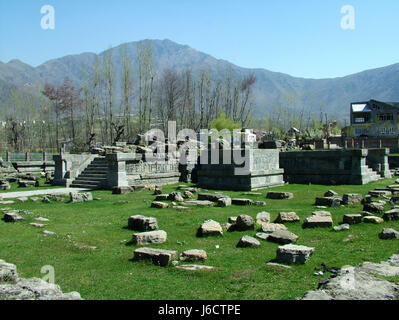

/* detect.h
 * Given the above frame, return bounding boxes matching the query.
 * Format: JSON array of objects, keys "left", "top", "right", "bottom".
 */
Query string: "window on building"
[{"left": 377, "top": 113, "right": 393, "bottom": 121}]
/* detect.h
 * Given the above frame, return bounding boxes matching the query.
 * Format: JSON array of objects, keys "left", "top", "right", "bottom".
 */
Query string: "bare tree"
[
  {"left": 103, "top": 48, "right": 115, "bottom": 144},
  {"left": 120, "top": 44, "right": 133, "bottom": 141},
  {"left": 137, "top": 41, "right": 156, "bottom": 133},
  {"left": 157, "top": 69, "right": 183, "bottom": 132}
]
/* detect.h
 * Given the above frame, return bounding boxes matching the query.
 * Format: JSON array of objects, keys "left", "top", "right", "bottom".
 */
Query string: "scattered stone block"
[
  {"left": 198, "top": 193, "right": 226, "bottom": 202},
  {"left": 132, "top": 230, "right": 167, "bottom": 245},
  {"left": 112, "top": 186, "right": 134, "bottom": 194},
  {"left": 303, "top": 215, "right": 333, "bottom": 228},
  {"left": 234, "top": 215, "right": 254, "bottom": 231},
  {"left": 3, "top": 212, "right": 24, "bottom": 222},
  {"left": 379, "top": 228, "right": 399, "bottom": 240},
  {"left": 30, "top": 223, "right": 46, "bottom": 228},
  {"left": 128, "top": 215, "right": 158, "bottom": 231},
  {"left": 217, "top": 197, "right": 232, "bottom": 207},
  {"left": 151, "top": 201, "right": 169, "bottom": 209},
  {"left": 184, "top": 200, "right": 214, "bottom": 207},
  {"left": 237, "top": 235, "right": 260, "bottom": 248},
  {"left": 363, "top": 216, "right": 384, "bottom": 224},
  {"left": 267, "top": 230, "right": 299, "bottom": 244},
  {"left": 343, "top": 214, "right": 362, "bottom": 225},
  {"left": 197, "top": 220, "right": 223, "bottom": 237},
  {"left": 43, "top": 230, "right": 55, "bottom": 235},
  {"left": 275, "top": 212, "right": 300, "bottom": 223},
  {"left": 18, "top": 180, "right": 38, "bottom": 188},
  {"left": 133, "top": 247, "right": 178, "bottom": 267},
  {"left": 256, "top": 212, "right": 271, "bottom": 224},
  {"left": 342, "top": 194, "right": 363, "bottom": 206},
  {"left": 155, "top": 194, "right": 169, "bottom": 201},
  {"left": 267, "top": 192, "right": 294, "bottom": 200},
  {"left": 180, "top": 250, "right": 207, "bottom": 261},
  {"left": 363, "top": 202, "right": 385, "bottom": 214},
  {"left": 69, "top": 192, "right": 93, "bottom": 203},
  {"left": 334, "top": 224, "right": 350, "bottom": 231},
  {"left": 231, "top": 198, "right": 254, "bottom": 206},
  {"left": 276, "top": 244, "right": 315, "bottom": 264},
  {"left": 261, "top": 223, "right": 288, "bottom": 233},
  {"left": 175, "top": 264, "right": 219, "bottom": 271},
  {"left": 35, "top": 217, "right": 49, "bottom": 222},
  {"left": 315, "top": 197, "right": 342, "bottom": 208},
  {"left": 383, "top": 209, "right": 399, "bottom": 221}
]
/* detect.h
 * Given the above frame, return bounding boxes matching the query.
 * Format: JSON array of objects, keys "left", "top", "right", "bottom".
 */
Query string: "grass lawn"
[{"left": 1, "top": 177, "right": 399, "bottom": 300}]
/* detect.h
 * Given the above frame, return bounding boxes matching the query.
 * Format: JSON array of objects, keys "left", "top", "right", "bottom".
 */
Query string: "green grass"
[{"left": 1, "top": 178, "right": 399, "bottom": 300}]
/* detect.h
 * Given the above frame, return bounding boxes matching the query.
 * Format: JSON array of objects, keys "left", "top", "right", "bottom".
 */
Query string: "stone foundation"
[
  {"left": 197, "top": 149, "right": 284, "bottom": 191},
  {"left": 279, "top": 149, "right": 386, "bottom": 185}
]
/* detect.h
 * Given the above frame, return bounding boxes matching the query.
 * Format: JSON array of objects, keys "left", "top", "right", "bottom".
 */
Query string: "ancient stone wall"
[
  {"left": 280, "top": 149, "right": 386, "bottom": 185},
  {"left": 197, "top": 149, "right": 284, "bottom": 191}
]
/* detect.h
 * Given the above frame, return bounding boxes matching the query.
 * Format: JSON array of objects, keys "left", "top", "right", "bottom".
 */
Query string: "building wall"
[{"left": 351, "top": 101, "right": 399, "bottom": 137}]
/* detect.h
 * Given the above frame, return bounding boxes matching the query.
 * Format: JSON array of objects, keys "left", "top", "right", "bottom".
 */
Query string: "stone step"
[
  {"left": 71, "top": 157, "right": 108, "bottom": 189},
  {"left": 82, "top": 168, "right": 108, "bottom": 174},
  {"left": 86, "top": 165, "right": 108, "bottom": 169},
  {"left": 77, "top": 173, "right": 107, "bottom": 179},
  {"left": 72, "top": 179, "right": 105, "bottom": 185},
  {"left": 70, "top": 184, "right": 100, "bottom": 189}
]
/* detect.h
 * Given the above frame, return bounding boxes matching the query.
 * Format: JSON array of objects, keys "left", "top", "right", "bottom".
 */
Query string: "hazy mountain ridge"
[{"left": 1, "top": 39, "right": 399, "bottom": 119}]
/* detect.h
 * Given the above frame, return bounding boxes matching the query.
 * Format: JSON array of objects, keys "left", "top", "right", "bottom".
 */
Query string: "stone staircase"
[
  {"left": 363, "top": 165, "right": 381, "bottom": 184},
  {"left": 70, "top": 157, "right": 108, "bottom": 189}
]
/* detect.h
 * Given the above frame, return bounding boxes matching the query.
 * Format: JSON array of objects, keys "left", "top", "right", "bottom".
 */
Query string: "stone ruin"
[
  {"left": 52, "top": 130, "right": 285, "bottom": 191},
  {"left": 0, "top": 259, "right": 82, "bottom": 300},
  {"left": 51, "top": 127, "right": 391, "bottom": 191}
]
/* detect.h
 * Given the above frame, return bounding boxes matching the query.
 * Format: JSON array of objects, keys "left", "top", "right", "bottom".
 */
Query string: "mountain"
[{"left": 1, "top": 39, "right": 399, "bottom": 119}]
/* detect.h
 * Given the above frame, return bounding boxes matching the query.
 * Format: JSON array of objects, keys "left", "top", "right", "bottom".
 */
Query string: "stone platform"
[{"left": 197, "top": 149, "right": 284, "bottom": 191}]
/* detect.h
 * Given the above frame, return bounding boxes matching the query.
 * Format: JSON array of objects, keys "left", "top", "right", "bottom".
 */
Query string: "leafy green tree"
[{"left": 209, "top": 112, "right": 241, "bottom": 131}]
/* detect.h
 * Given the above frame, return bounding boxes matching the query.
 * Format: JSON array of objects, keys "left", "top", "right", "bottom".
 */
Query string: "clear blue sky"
[{"left": 0, "top": 0, "right": 398, "bottom": 79}]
